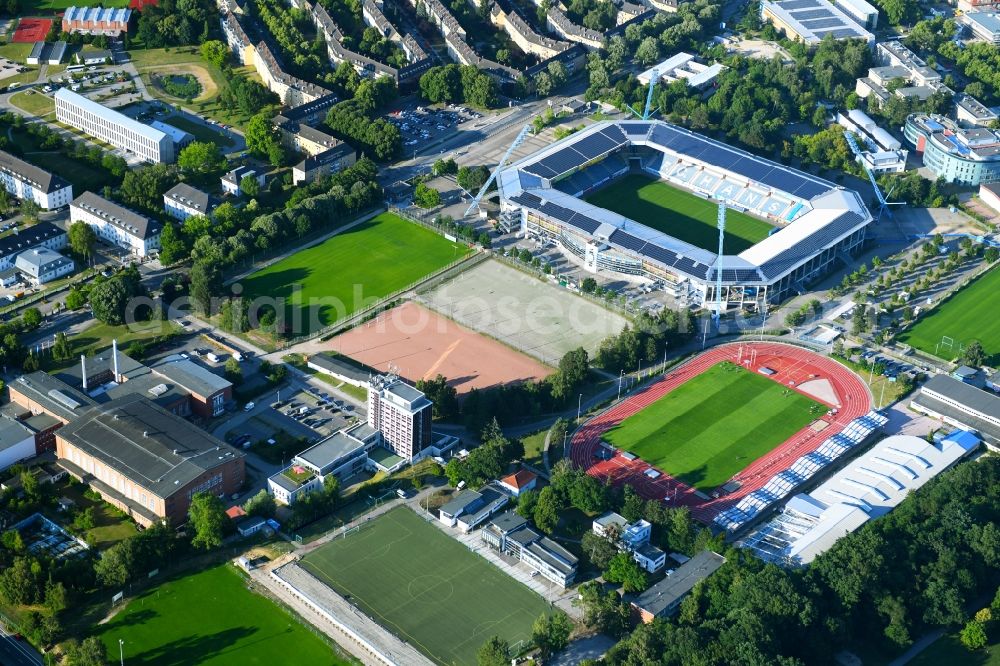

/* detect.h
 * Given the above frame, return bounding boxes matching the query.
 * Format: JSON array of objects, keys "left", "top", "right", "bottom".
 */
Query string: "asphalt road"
[{"left": 0, "top": 619, "right": 43, "bottom": 666}]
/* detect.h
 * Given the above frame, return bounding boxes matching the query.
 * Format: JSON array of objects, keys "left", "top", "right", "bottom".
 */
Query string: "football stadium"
[
  {"left": 498, "top": 120, "right": 873, "bottom": 309},
  {"left": 572, "top": 342, "right": 884, "bottom": 532}
]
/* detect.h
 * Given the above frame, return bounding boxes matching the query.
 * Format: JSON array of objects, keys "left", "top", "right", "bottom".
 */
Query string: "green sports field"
[
  {"left": 585, "top": 174, "right": 774, "bottom": 254},
  {"left": 896, "top": 266, "right": 1000, "bottom": 365},
  {"left": 97, "top": 565, "right": 346, "bottom": 665},
  {"left": 603, "top": 362, "right": 823, "bottom": 492},
  {"left": 300, "top": 507, "right": 552, "bottom": 666},
  {"left": 241, "top": 213, "right": 471, "bottom": 334}
]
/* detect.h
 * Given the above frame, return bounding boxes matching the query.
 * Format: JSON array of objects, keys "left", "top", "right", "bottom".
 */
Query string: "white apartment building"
[
  {"left": 55, "top": 89, "right": 175, "bottom": 163},
  {"left": 0, "top": 222, "right": 68, "bottom": 271},
  {"left": 0, "top": 150, "right": 73, "bottom": 210},
  {"left": 14, "top": 248, "right": 75, "bottom": 285},
  {"left": 70, "top": 191, "right": 161, "bottom": 257},
  {"left": 367, "top": 374, "right": 433, "bottom": 460},
  {"left": 163, "top": 182, "right": 215, "bottom": 221}
]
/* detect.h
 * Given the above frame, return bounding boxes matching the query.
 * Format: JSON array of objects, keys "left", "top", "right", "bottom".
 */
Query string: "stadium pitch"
[
  {"left": 602, "top": 361, "right": 823, "bottom": 492},
  {"left": 97, "top": 565, "right": 343, "bottom": 665},
  {"left": 300, "top": 507, "right": 551, "bottom": 666},
  {"left": 585, "top": 174, "right": 775, "bottom": 254},
  {"left": 896, "top": 265, "right": 1000, "bottom": 365},
  {"left": 241, "top": 213, "right": 471, "bottom": 335}
]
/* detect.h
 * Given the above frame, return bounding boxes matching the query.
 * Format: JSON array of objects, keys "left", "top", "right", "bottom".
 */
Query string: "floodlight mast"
[
  {"left": 843, "top": 131, "right": 902, "bottom": 221},
  {"left": 465, "top": 123, "right": 532, "bottom": 217},
  {"left": 714, "top": 202, "right": 725, "bottom": 323},
  {"left": 627, "top": 70, "right": 659, "bottom": 120}
]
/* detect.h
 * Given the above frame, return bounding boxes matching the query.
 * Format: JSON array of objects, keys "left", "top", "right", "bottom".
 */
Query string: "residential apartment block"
[
  {"left": 0, "top": 149, "right": 73, "bottom": 210},
  {"left": 14, "top": 248, "right": 74, "bottom": 285},
  {"left": 0, "top": 222, "right": 68, "bottom": 272},
  {"left": 292, "top": 144, "right": 358, "bottom": 185},
  {"left": 55, "top": 89, "right": 175, "bottom": 163},
  {"left": 163, "top": 182, "right": 217, "bottom": 221},
  {"left": 70, "top": 191, "right": 162, "bottom": 257}
]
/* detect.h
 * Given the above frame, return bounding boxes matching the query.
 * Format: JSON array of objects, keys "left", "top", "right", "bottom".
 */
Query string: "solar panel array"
[
  {"left": 524, "top": 126, "right": 629, "bottom": 180},
  {"left": 646, "top": 123, "right": 831, "bottom": 200},
  {"left": 622, "top": 122, "right": 653, "bottom": 137},
  {"left": 759, "top": 211, "right": 864, "bottom": 280},
  {"left": 714, "top": 411, "right": 888, "bottom": 533}
]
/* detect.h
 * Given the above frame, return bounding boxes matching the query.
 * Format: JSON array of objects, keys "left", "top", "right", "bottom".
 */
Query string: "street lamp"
[
  {"left": 119, "top": 639, "right": 125, "bottom": 666},
  {"left": 577, "top": 393, "right": 583, "bottom": 421},
  {"left": 617, "top": 369, "right": 624, "bottom": 401}
]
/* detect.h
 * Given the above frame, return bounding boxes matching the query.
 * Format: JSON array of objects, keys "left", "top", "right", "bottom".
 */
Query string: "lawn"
[
  {"left": 46, "top": 482, "right": 137, "bottom": 549},
  {"left": 9, "top": 89, "right": 54, "bottom": 116},
  {"left": 300, "top": 507, "right": 552, "bottom": 665},
  {"left": 62, "top": 320, "right": 183, "bottom": 361},
  {"left": 97, "top": 564, "right": 348, "bottom": 665},
  {"left": 602, "top": 361, "right": 823, "bottom": 492},
  {"left": 23, "top": 0, "right": 128, "bottom": 10},
  {"left": 910, "top": 629, "right": 1000, "bottom": 666},
  {"left": 897, "top": 266, "right": 1000, "bottom": 365},
  {"left": 241, "top": 213, "right": 471, "bottom": 335},
  {"left": 0, "top": 42, "right": 33, "bottom": 61},
  {"left": 7, "top": 129, "right": 115, "bottom": 192},
  {"left": 130, "top": 47, "right": 278, "bottom": 130},
  {"left": 585, "top": 174, "right": 775, "bottom": 254}
]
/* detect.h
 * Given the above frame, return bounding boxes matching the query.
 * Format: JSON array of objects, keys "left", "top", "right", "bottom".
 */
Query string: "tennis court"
[
  {"left": 300, "top": 507, "right": 551, "bottom": 665},
  {"left": 12, "top": 18, "right": 52, "bottom": 43}
]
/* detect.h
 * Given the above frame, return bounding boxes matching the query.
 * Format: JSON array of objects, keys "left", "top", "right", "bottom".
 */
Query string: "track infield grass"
[
  {"left": 241, "top": 213, "right": 472, "bottom": 334},
  {"left": 585, "top": 174, "right": 775, "bottom": 254},
  {"left": 300, "top": 507, "right": 552, "bottom": 666},
  {"left": 602, "top": 362, "right": 823, "bottom": 492},
  {"left": 896, "top": 266, "right": 1000, "bottom": 365},
  {"left": 97, "top": 564, "right": 347, "bottom": 665}
]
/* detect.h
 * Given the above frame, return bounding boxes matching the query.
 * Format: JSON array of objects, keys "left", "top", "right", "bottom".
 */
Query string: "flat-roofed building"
[
  {"left": 150, "top": 358, "right": 232, "bottom": 418},
  {"left": 8, "top": 372, "right": 97, "bottom": 454},
  {"left": 163, "top": 182, "right": 216, "bottom": 221},
  {"left": 961, "top": 11, "right": 1000, "bottom": 44},
  {"left": 55, "top": 89, "right": 174, "bottom": 163},
  {"left": 367, "top": 374, "right": 432, "bottom": 460},
  {"left": 482, "top": 511, "right": 579, "bottom": 587},
  {"left": 760, "top": 0, "right": 874, "bottom": 45},
  {"left": 836, "top": 109, "right": 908, "bottom": 174},
  {"left": 0, "top": 418, "right": 39, "bottom": 472},
  {"left": 0, "top": 150, "right": 73, "bottom": 210},
  {"left": 438, "top": 485, "right": 510, "bottom": 532},
  {"left": 956, "top": 93, "right": 999, "bottom": 127},
  {"left": 70, "top": 191, "right": 162, "bottom": 257},
  {"left": 912, "top": 374, "right": 1000, "bottom": 446},
  {"left": 292, "top": 144, "right": 357, "bottom": 185},
  {"left": 631, "top": 551, "right": 726, "bottom": 622},
  {"left": 832, "top": 0, "right": 877, "bottom": 30},
  {"left": 980, "top": 182, "right": 1000, "bottom": 214},
  {"left": 55, "top": 394, "right": 245, "bottom": 526},
  {"left": 268, "top": 423, "right": 380, "bottom": 504},
  {"left": 149, "top": 121, "right": 194, "bottom": 150},
  {"left": 14, "top": 248, "right": 74, "bottom": 285},
  {"left": 636, "top": 52, "right": 727, "bottom": 91},
  {"left": 904, "top": 113, "right": 1000, "bottom": 185}
]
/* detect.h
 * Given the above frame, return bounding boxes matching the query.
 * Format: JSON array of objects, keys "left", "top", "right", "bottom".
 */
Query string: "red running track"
[{"left": 571, "top": 342, "right": 872, "bottom": 524}]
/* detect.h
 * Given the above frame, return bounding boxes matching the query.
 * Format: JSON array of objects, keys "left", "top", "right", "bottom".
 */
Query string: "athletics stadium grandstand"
[{"left": 497, "top": 120, "right": 874, "bottom": 310}]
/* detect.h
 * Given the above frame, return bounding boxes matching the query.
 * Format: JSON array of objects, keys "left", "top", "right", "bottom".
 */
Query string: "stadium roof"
[
  {"left": 743, "top": 431, "right": 980, "bottom": 565},
  {"left": 56, "top": 394, "right": 243, "bottom": 499},
  {"left": 499, "top": 120, "right": 870, "bottom": 285}
]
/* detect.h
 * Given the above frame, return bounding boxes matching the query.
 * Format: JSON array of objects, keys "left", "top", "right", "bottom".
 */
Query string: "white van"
[{"left": 207, "top": 352, "right": 223, "bottom": 363}]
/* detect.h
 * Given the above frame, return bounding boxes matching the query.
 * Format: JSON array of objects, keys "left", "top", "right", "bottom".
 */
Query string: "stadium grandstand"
[{"left": 497, "top": 120, "right": 874, "bottom": 309}]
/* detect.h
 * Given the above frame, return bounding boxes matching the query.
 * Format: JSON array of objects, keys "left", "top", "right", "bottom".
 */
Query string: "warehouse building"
[
  {"left": 911, "top": 374, "right": 1000, "bottom": 445},
  {"left": 760, "top": 0, "right": 874, "bottom": 45},
  {"left": 631, "top": 551, "right": 726, "bottom": 622}
]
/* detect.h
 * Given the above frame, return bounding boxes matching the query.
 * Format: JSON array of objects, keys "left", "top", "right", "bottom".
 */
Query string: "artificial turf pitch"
[
  {"left": 896, "top": 265, "right": 1000, "bottom": 365},
  {"left": 241, "top": 212, "right": 471, "bottom": 334},
  {"left": 300, "top": 507, "right": 552, "bottom": 666},
  {"left": 602, "top": 362, "right": 823, "bottom": 492},
  {"left": 98, "top": 565, "right": 344, "bottom": 665},
  {"left": 585, "top": 174, "right": 775, "bottom": 254}
]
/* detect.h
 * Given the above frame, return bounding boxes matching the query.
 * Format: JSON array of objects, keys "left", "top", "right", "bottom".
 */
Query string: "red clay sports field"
[
  {"left": 571, "top": 342, "right": 872, "bottom": 524},
  {"left": 12, "top": 18, "right": 53, "bottom": 43}
]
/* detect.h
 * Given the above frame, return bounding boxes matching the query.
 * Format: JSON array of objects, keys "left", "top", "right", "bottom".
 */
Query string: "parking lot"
[
  {"left": 225, "top": 386, "right": 358, "bottom": 451},
  {"left": 389, "top": 103, "right": 483, "bottom": 153}
]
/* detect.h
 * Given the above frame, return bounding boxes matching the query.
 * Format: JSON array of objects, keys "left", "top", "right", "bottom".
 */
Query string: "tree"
[
  {"left": 177, "top": 141, "right": 226, "bottom": 177},
  {"left": 960, "top": 619, "right": 988, "bottom": 650},
  {"left": 532, "top": 612, "right": 572, "bottom": 659},
  {"left": 244, "top": 113, "right": 282, "bottom": 160},
  {"left": 575, "top": 580, "right": 630, "bottom": 638},
  {"left": 551, "top": 347, "right": 589, "bottom": 401},
  {"left": 962, "top": 339, "right": 985, "bottom": 367},
  {"left": 66, "top": 636, "right": 109, "bottom": 666},
  {"left": 68, "top": 221, "right": 97, "bottom": 259},
  {"left": 65, "top": 288, "right": 88, "bottom": 311},
  {"left": 413, "top": 182, "right": 441, "bottom": 208},
  {"left": 21, "top": 307, "right": 41, "bottom": 330},
  {"left": 516, "top": 489, "right": 539, "bottom": 519},
  {"left": 158, "top": 222, "right": 187, "bottom": 265},
  {"left": 533, "top": 486, "right": 560, "bottom": 534},
  {"left": 535, "top": 71, "right": 553, "bottom": 97},
  {"left": 189, "top": 261, "right": 221, "bottom": 315},
  {"left": 582, "top": 530, "right": 619, "bottom": 569},
  {"left": 243, "top": 489, "right": 276, "bottom": 518},
  {"left": 635, "top": 36, "right": 659, "bottom": 66},
  {"left": 89, "top": 278, "right": 130, "bottom": 325},
  {"left": 19, "top": 198, "right": 39, "bottom": 223},
  {"left": 605, "top": 551, "right": 648, "bottom": 593},
  {"left": 986, "top": 247, "right": 999, "bottom": 263},
  {"left": 239, "top": 174, "right": 261, "bottom": 198},
  {"left": 120, "top": 163, "right": 177, "bottom": 212},
  {"left": 456, "top": 165, "right": 490, "bottom": 192},
  {"left": 188, "top": 492, "right": 226, "bottom": 550},
  {"left": 224, "top": 356, "right": 243, "bottom": 385},
  {"left": 200, "top": 39, "right": 229, "bottom": 68},
  {"left": 581, "top": 277, "right": 597, "bottom": 293},
  {"left": 477, "top": 635, "right": 510, "bottom": 666}
]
